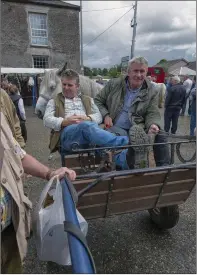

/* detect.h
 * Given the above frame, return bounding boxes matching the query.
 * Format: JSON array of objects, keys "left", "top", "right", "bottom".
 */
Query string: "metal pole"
[
  {"left": 80, "top": 0, "right": 84, "bottom": 75},
  {"left": 130, "top": 1, "right": 138, "bottom": 59}
]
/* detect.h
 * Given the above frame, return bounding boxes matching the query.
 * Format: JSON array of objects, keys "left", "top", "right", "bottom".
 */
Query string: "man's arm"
[
  {"left": 145, "top": 93, "right": 162, "bottom": 131},
  {"left": 18, "top": 98, "right": 26, "bottom": 121},
  {"left": 94, "top": 81, "right": 112, "bottom": 119},
  {"left": 181, "top": 87, "right": 187, "bottom": 107},
  {"left": 22, "top": 153, "right": 76, "bottom": 181},
  {"left": 164, "top": 87, "right": 172, "bottom": 108},
  {"left": 88, "top": 98, "right": 103, "bottom": 124},
  {"left": 43, "top": 99, "right": 64, "bottom": 131}
]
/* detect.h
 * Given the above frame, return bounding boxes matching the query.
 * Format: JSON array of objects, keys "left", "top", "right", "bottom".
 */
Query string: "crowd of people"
[
  {"left": 164, "top": 75, "right": 196, "bottom": 136},
  {"left": 0, "top": 56, "right": 196, "bottom": 273}
]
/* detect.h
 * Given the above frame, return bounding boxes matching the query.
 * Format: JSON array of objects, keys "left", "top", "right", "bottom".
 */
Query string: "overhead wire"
[
  {"left": 82, "top": 5, "right": 134, "bottom": 12},
  {"left": 83, "top": 6, "right": 134, "bottom": 48}
]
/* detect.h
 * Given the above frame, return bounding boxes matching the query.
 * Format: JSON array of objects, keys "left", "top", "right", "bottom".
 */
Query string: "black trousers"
[
  {"left": 164, "top": 108, "right": 180, "bottom": 134},
  {"left": 20, "top": 121, "right": 27, "bottom": 143}
]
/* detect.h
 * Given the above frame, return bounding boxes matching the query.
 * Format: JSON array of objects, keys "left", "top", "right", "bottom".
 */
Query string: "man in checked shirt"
[{"left": 43, "top": 69, "right": 132, "bottom": 169}]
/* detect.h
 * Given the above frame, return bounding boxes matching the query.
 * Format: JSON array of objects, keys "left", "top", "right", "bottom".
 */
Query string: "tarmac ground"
[{"left": 23, "top": 107, "right": 196, "bottom": 274}]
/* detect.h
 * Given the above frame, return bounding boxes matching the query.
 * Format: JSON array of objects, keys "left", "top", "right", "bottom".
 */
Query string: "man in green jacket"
[{"left": 95, "top": 56, "right": 170, "bottom": 168}]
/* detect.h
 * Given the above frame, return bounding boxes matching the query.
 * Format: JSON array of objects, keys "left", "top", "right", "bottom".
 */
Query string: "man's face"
[
  {"left": 1, "top": 81, "right": 9, "bottom": 91},
  {"left": 128, "top": 63, "right": 148, "bottom": 88},
  {"left": 61, "top": 77, "right": 79, "bottom": 99}
]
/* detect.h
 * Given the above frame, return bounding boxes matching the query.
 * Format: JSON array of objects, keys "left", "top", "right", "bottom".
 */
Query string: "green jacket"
[{"left": 94, "top": 76, "right": 161, "bottom": 132}]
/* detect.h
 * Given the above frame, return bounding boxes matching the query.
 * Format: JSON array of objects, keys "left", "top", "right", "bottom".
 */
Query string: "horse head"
[
  {"left": 35, "top": 69, "right": 62, "bottom": 118},
  {"left": 35, "top": 67, "right": 103, "bottom": 119}
]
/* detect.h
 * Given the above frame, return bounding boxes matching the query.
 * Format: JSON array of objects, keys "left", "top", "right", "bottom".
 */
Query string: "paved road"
[{"left": 23, "top": 107, "right": 196, "bottom": 274}]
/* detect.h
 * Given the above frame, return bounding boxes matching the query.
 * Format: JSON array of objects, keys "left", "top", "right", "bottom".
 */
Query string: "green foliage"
[
  {"left": 83, "top": 63, "right": 125, "bottom": 79},
  {"left": 158, "top": 59, "right": 167, "bottom": 63}
]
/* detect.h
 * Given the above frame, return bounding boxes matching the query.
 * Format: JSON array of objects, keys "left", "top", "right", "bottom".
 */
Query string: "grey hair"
[
  {"left": 60, "top": 69, "right": 80, "bottom": 85},
  {"left": 171, "top": 75, "right": 180, "bottom": 83},
  {"left": 127, "top": 56, "right": 148, "bottom": 72}
]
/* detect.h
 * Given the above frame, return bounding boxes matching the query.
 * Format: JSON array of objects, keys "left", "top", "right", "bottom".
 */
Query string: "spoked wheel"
[
  {"left": 176, "top": 142, "right": 196, "bottom": 163},
  {"left": 148, "top": 205, "right": 179, "bottom": 229}
]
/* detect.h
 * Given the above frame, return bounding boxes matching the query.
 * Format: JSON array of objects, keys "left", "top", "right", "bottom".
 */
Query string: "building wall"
[{"left": 1, "top": 1, "right": 80, "bottom": 71}]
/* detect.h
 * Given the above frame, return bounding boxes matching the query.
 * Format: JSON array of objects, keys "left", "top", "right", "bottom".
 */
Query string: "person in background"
[
  {"left": 188, "top": 76, "right": 196, "bottom": 116},
  {"left": 189, "top": 77, "right": 196, "bottom": 136},
  {"left": 1, "top": 79, "right": 11, "bottom": 93},
  {"left": 8, "top": 84, "right": 27, "bottom": 143},
  {"left": 1, "top": 88, "right": 25, "bottom": 148},
  {"left": 1, "top": 91, "right": 76, "bottom": 273},
  {"left": 164, "top": 76, "right": 186, "bottom": 134},
  {"left": 180, "top": 75, "right": 193, "bottom": 116}
]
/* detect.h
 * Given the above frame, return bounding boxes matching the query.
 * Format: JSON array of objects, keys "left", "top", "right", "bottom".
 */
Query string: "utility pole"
[
  {"left": 80, "top": 0, "right": 84, "bottom": 75},
  {"left": 130, "top": 1, "right": 138, "bottom": 59}
]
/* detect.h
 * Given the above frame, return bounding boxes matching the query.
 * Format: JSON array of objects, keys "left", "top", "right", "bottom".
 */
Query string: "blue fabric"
[
  {"left": 60, "top": 121, "right": 129, "bottom": 152},
  {"left": 114, "top": 149, "right": 129, "bottom": 170},
  {"left": 60, "top": 121, "right": 130, "bottom": 169},
  {"left": 114, "top": 80, "right": 140, "bottom": 130},
  {"left": 190, "top": 111, "right": 196, "bottom": 136}
]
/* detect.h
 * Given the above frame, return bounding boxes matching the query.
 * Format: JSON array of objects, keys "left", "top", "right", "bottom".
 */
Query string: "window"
[
  {"left": 33, "top": 56, "right": 49, "bottom": 68},
  {"left": 29, "top": 13, "right": 48, "bottom": 46},
  {"left": 154, "top": 68, "right": 161, "bottom": 75}
]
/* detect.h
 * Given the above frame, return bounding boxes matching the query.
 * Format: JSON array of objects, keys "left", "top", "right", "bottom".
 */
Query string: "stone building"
[{"left": 1, "top": 0, "right": 80, "bottom": 71}]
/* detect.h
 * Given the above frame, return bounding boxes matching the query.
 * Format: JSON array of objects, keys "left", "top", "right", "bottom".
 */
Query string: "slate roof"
[{"left": 154, "top": 58, "right": 188, "bottom": 67}]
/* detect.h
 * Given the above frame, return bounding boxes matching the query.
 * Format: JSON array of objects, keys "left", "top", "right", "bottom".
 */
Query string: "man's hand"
[
  {"left": 104, "top": 115, "right": 113, "bottom": 128},
  {"left": 75, "top": 115, "right": 91, "bottom": 121},
  {"left": 61, "top": 115, "right": 83, "bottom": 127},
  {"left": 50, "top": 167, "right": 76, "bottom": 181},
  {"left": 148, "top": 124, "right": 159, "bottom": 135}
]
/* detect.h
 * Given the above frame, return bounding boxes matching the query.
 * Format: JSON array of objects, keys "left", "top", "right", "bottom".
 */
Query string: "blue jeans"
[
  {"left": 60, "top": 121, "right": 129, "bottom": 169},
  {"left": 190, "top": 111, "right": 196, "bottom": 136}
]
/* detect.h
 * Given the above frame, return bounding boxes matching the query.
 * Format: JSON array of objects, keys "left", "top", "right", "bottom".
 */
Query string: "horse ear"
[{"left": 57, "top": 62, "right": 68, "bottom": 76}]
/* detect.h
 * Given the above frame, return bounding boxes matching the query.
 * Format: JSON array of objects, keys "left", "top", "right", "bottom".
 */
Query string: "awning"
[{"left": 1, "top": 67, "right": 57, "bottom": 75}]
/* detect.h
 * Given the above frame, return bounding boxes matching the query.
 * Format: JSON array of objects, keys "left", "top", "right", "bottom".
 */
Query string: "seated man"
[
  {"left": 94, "top": 56, "right": 170, "bottom": 167},
  {"left": 43, "top": 69, "right": 151, "bottom": 170}
]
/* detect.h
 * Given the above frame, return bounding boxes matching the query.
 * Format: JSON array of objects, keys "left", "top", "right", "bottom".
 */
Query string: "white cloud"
[{"left": 65, "top": 1, "right": 196, "bottom": 68}]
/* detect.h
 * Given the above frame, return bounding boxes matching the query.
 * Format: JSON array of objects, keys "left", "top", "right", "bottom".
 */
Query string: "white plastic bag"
[{"left": 32, "top": 176, "right": 88, "bottom": 266}]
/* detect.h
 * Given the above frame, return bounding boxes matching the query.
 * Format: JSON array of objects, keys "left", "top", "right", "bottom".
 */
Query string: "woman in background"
[{"left": 9, "top": 84, "right": 27, "bottom": 143}]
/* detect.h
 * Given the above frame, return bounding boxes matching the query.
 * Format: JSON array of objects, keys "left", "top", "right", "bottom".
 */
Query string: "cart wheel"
[
  {"left": 176, "top": 143, "right": 196, "bottom": 163},
  {"left": 148, "top": 205, "right": 179, "bottom": 229}
]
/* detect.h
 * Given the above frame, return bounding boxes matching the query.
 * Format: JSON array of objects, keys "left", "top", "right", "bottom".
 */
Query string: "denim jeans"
[
  {"left": 60, "top": 121, "right": 129, "bottom": 168},
  {"left": 190, "top": 111, "right": 196, "bottom": 136}
]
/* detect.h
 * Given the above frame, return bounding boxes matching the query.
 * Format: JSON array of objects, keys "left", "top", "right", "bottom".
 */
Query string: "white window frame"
[
  {"left": 32, "top": 55, "right": 49, "bottom": 68},
  {"left": 29, "top": 12, "right": 48, "bottom": 46}
]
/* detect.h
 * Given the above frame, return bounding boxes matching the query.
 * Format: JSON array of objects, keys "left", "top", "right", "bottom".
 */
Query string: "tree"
[
  {"left": 84, "top": 66, "right": 92, "bottom": 77},
  {"left": 157, "top": 59, "right": 169, "bottom": 74},
  {"left": 92, "top": 68, "right": 98, "bottom": 76},
  {"left": 102, "top": 68, "right": 108, "bottom": 76},
  {"left": 108, "top": 67, "right": 118, "bottom": 78},
  {"left": 158, "top": 59, "right": 167, "bottom": 63}
]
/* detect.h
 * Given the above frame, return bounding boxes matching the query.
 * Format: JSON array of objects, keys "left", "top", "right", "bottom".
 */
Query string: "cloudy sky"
[{"left": 65, "top": 1, "right": 196, "bottom": 68}]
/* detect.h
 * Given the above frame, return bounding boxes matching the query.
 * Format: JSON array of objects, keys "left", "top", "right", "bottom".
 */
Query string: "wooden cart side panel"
[
  {"left": 77, "top": 180, "right": 195, "bottom": 218},
  {"left": 76, "top": 168, "right": 196, "bottom": 219},
  {"left": 65, "top": 154, "right": 101, "bottom": 168}
]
